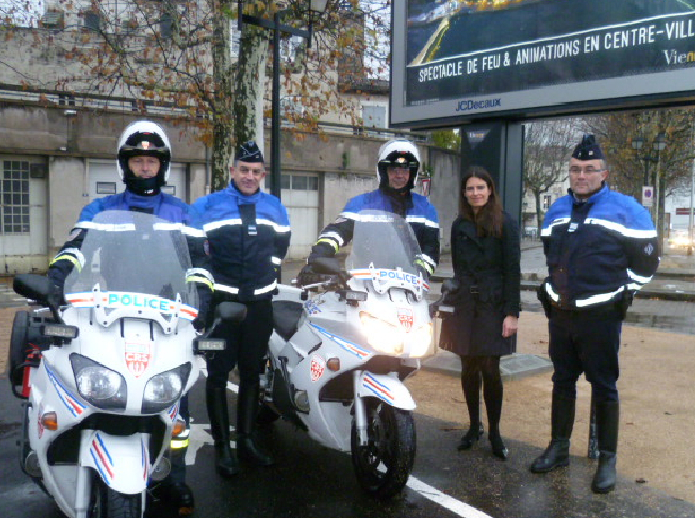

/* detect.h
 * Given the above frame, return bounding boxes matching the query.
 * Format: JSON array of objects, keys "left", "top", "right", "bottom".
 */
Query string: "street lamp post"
[
  {"left": 238, "top": 0, "right": 329, "bottom": 200},
  {"left": 631, "top": 132, "right": 668, "bottom": 242}
]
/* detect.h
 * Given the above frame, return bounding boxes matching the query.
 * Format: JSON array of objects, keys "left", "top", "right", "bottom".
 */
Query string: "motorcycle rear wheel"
[
  {"left": 88, "top": 475, "right": 143, "bottom": 518},
  {"left": 350, "top": 400, "right": 416, "bottom": 499}
]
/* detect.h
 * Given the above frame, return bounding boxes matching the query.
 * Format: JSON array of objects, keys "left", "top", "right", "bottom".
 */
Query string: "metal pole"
[
  {"left": 688, "top": 124, "right": 695, "bottom": 256},
  {"left": 271, "top": 10, "right": 281, "bottom": 200}
]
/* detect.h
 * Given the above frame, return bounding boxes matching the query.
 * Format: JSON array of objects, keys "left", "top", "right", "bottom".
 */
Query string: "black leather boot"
[
  {"left": 167, "top": 482, "right": 195, "bottom": 517},
  {"left": 530, "top": 394, "right": 575, "bottom": 473},
  {"left": 591, "top": 401, "right": 619, "bottom": 494},
  {"left": 457, "top": 427, "right": 481, "bottom": 450},
  {"left": 205, "top": 383, "right": 240, "bottom": 477},
  {"left": 237, "top": 382, "right": 274, "bottom": 466},
  {"left": 488, "top": 423, "right": 508, "bottom": 460}
]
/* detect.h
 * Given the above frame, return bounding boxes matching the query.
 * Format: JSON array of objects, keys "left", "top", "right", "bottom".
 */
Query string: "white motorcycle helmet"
[
  {"left": 116, "top": 120, "right": 171, "bottom": 195},
  {"left": 376, "top": 139, "right": 421, "bottom": 190}
]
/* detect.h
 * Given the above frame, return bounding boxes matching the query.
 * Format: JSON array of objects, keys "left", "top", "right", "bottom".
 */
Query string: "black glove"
[
  {"left": 615, "top": 289, "right": 634, "bottom": 320},
  {"left": 296, "top": 264, "right": 328, "bottom": 287},
  {"left": 193, "top": 285, "right": 212, "bottom": 331}
]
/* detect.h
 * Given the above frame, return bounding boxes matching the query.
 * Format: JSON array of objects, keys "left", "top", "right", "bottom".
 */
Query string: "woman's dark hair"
[{"left": 459, "top": 166, "right": 503, "bottom": 238}]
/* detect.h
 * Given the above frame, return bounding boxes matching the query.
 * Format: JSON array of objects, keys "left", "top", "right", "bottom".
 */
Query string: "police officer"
[
  {"left": 193, "top": 141, "right": 291, "bottom": 477},
  {"left": 300, "top": 139, "right": 439, "bottom": 278},
  {"left": 530, "top": 135, "right": 659, "bottom": 494},
  {"left": 48, "top": 120, "right": 213, "bottom": 515}
]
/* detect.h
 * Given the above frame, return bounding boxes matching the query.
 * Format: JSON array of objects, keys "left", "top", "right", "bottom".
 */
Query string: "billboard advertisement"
[{"left": 390, "top": 0, "right": 695, "bottom": 128}]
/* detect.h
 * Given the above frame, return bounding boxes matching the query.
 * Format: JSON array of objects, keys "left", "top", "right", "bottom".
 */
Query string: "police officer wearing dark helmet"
[
  {"left": 300, "top": 139, "right": 439, "bottom": 280},
  {"left": 48, "top": 120, "right": 213, "bottom": 514},
  {"left": 530, "top": 135, "right": 659, "bottom": 494}
]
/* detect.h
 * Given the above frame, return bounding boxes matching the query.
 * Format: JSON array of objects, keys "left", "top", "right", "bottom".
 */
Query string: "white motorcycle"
[
  {"left": 8, "top": 210, "right": 242, "bottom": 518},
  {"left": 261, "top": 210, "right": 435, "bottom": 499}
]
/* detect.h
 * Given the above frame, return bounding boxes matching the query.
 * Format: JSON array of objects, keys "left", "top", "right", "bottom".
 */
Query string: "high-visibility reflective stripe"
[
  {"left": 181, "top": 227, "right": 206, "bottom": 238},
  {"left": 627, "top": 269, "right": 652, "bottom": 286},
  {"left": 414, "top": 258, "right": 434, "bottom": 275},
  {"left": 170, "top": 438, "right": 189, "bottom": 449},
  {"left": 406, "top": 215, "right": 440, "bottom": 229},
  {"left": 257, "top": 219, "right": 291, "bottom": 233},
  {"left": 254, "top": 281, "right": 277, "bottom": 295},
  {"left": 420, "top": 253, "right": 436, "bottom": 269},
  {"left": 341, "top": 212, "right": 438, "bottom": 229},
  {"left": 50, "top": 248, "right": 85, "bottom": 270},
  {"left": 215, "top": 284, "right": 240, "bottom": 295},
  {"left": 316, "top": 238, "right": 339, "bottom": 252},
  {"left": 214, "top": 281, "right": 277, "bottom": 296},
  {"left": 575, "top": 286, "right": 624, "bottom": 308},
  {"left": 187, "top": 267, "right": 214, "bottom": 284},
  {"left": 76, "top": 221, "right": 137, "bottom": 232},
  {"left": 541, "top": 218, "right": 570, "bottom": 237},
  {"left": 271, "top": 256, "right": 282, "bottom": 265},
  {"left": 317, "top": 231, "right": 344, "bottom": 247},
  {"left": 153, "top": 222, "right": 185, "bottom": 231},
  {"left": 203, "top": 219, "right": 243, "bottom": 232},
  {"left": 584, "top": 218, "right": 658, "bottom": 239}
]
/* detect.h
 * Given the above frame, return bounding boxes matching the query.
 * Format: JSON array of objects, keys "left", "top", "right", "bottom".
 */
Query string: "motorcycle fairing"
[
  {"left": 308, "top": 322, "right": 370, "bottom": 360},
  {"left": 80, "top": 430, "right": 150, "bottom": 494},
  {"left": 349, "top": 265, "right": 428, "bottom": 300},
  {"left": 356, "top": 371, "right": 416, "bottom": 411},
  {"left": 44, "top": 360, "right": 88, "bottom": 417}
]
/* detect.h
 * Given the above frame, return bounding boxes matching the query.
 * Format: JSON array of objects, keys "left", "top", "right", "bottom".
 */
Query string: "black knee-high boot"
[
  {"left": 205, "top": 381, "right": 240, "bottom": 477},
  {"left": 237, "top": 382, "right": 274, "bottom": 466},
  {"left": 529, "top": 393, "right": 575, "bottom": 473},
  {"left": 483, "top": 361, "right": 507, "bottom": 460},
  {"left": 458, "top": 360, "right": 481, "bottom": 451},
  {"left": 591, "top": 401, "right": 619, "bottom": 494}
]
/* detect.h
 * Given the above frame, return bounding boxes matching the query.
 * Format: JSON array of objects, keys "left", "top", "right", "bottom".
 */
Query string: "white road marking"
[{"left": 188, "top": 370, "right": 494, "bottom": 518}]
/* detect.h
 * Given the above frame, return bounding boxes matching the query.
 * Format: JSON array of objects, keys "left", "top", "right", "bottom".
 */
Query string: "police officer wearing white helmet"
[
  {"left": 300, "top": 139, "right": 440, "bottom": 280},
  {"left": 48, "top": 120, "right": 213, "bottom": 515}
]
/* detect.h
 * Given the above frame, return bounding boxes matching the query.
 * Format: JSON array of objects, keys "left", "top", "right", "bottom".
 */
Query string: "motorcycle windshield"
[
  {"left": 64, "top": 210, "right": 198, "bottom": 309},
  {"left": 346, "top": 210, "right": 422, "bottom": 274}
]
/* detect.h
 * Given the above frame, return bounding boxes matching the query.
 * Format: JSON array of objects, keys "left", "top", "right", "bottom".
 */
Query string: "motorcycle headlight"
[
  {"left": 142, "top": 363, "right": 191, "bottom": 414},
  {"left": 360, "top": 312, "right": 403, "bottom": 354},
  {"left": 407, "top": 323, "right": 433, "bottom": 358},
  {"left": 70, "top": 354, "right": 127, "bottom": 410}
]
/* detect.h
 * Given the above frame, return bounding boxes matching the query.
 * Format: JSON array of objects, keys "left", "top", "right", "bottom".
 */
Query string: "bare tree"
[{"left": 523, "top": 119, "right": 577, "bottom": 235}]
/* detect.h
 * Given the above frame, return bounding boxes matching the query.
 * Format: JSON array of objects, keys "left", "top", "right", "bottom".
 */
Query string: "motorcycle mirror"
[
  {"left": 310, "top": 256, "right": 343, "bottom": 275},
  {"left": 13, "top": 274, "right": 54, "bottom": 304}
]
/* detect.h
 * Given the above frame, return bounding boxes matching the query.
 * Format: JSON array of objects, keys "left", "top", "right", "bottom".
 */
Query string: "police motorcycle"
[
  {"left": 8, "top": 210, "right": 244, "bottom": 518},
  {"left": 261, "top": 210, "right": 435, "bottom": 499}
]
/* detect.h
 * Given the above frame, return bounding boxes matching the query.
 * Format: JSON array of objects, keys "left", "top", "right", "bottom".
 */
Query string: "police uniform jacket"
[
  {"left": 440, "top": 212, "right": 520, "bottom": 356},
  {"left": 49, "top": 190, "right": 213, "bottom": 294},
  {"left": 310, "top": 188, "right": 440, "bottom": 274},
  {"left": 540, "top": 183, "right": 659, "bottom": 310},
  {"left": 193, "top": 181, "right": 291, "bottom": 302}
]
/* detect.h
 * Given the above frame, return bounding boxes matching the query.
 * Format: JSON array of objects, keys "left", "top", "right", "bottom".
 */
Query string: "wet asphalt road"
[{"left": 1, "top": 367, "right": 694, "bottom": 518}]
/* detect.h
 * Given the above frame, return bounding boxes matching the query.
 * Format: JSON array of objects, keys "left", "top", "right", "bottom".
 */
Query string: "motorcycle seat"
[{"left": 272, "top": 300, "right": 305, "bottom": 341}]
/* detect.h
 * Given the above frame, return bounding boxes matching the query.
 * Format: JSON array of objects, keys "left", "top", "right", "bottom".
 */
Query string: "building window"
[
  {"left": 281, "top": 175, "right": 318, "bottom": 191},
  {"left": 542, "top": 195, "right": 552, "bottom": 211},
  {"left": 1, "top": 161, "right": 31, "bottom": 234}
]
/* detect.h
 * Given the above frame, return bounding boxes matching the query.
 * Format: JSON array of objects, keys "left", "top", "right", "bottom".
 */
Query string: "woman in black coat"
[{"left": 441, "top": 166, "right": 521, "bottom": 459}]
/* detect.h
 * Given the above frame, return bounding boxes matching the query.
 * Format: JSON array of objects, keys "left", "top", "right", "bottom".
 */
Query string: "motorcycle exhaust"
[{"left": 23, "top": 450, "right": 42, "bottom": 479}]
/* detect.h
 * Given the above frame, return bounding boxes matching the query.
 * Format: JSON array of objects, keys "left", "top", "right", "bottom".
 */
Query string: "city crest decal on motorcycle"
[
  {"left": 310, "top": 355, "right": 326, "bottom": 382},
  {"left": 397, "top": 308, "right": 414, "bottom": 332},
  {"left": 125, "top": 340, "right": 152, "bottom": 377}
]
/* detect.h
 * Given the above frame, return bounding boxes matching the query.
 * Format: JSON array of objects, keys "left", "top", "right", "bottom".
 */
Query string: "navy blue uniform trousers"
[{"left": 549, "top": 307, "right": 622, "bottom": 403}]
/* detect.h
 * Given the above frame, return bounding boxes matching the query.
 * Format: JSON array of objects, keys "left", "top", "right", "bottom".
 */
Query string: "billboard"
[{"left": 390, "top": 0, "right": 695, "bottom": 128}]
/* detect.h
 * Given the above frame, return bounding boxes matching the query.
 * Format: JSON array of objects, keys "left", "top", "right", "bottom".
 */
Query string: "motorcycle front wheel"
[
  {"left": 88, "top": 475, "right": 143, "bottom": 518},
  {"left": 350, "top": 399, "right": 416, "bottom": 499}
]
